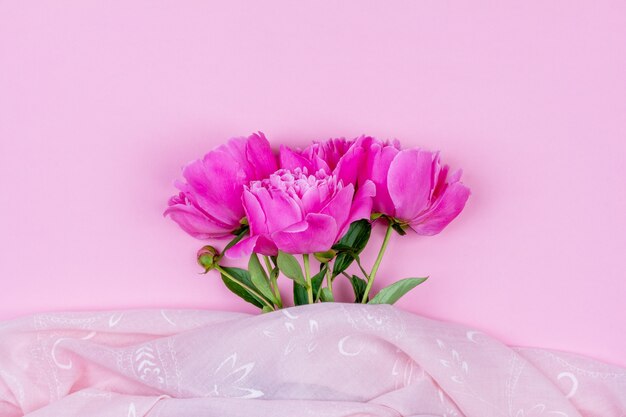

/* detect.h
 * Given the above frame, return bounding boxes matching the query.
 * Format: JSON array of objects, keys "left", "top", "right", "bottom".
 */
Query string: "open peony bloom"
[
  {"left": 227, "top": 168, "right": 375, "bottom": 257},
  {"left": 385, "top": 149, "right": 470, "bottom": 235},
  {"left": 366, "top": 149, "right": 470, "bottom": 235},
  {"left": 336, "top": 137, "right": 470, "bottom": 235},
  {"left": 165, "top": 132, "right": 277, "bottom": 239}
]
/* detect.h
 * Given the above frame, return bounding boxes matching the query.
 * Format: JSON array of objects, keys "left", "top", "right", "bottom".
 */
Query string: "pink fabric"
[{"left": 0, "top": 304, "right": 623, "bottom": 417}]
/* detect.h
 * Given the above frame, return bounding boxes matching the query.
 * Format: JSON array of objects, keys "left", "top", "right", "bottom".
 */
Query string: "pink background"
[{"left": 1, "top": 2, "right": 625, "bottom": 366}]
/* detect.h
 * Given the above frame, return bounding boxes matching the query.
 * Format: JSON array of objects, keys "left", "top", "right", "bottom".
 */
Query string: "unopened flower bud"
[{"left": 197, "top": 245, "right": 220, "bottom": 272}]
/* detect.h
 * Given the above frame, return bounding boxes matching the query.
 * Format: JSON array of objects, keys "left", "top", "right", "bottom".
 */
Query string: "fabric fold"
[{"left": 0, "top": 304, "right": 623, "bottom": 417}]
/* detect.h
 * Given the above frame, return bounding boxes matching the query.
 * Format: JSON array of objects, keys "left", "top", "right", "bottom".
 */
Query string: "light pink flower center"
[{"left": 249, "top": 167, "right": 341, "bottom": 200}]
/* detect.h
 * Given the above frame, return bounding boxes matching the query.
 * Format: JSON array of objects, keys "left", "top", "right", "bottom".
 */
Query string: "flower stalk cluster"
[{"left": 166, "top": 133, "right": 470, "bottom": 311}]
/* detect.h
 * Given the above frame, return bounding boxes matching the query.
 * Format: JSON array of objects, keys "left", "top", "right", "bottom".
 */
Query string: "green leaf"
[
  {"left": 220, "top": 266, "right": 270, "bottom": 308},
  {"left": 320, "top": 287, "right": 334, "bottom": 302},
  {"left": 261, "top": 305, "right": 274, "bottom": 313},
  {"left": 330, "top": 243, "right": 353, "bottom": 251},
  {"left": 332, "top": 220, "right": 372, "bottom": 277},
  {"left": 333, "top": 219, "right": 372, "bottom": 252},
  {"left": 248, "top": 253, "right": 276, "bottom": 304},
  {"left": 277, "top": 251, "right": 306, "bottom": 286},
  {"left": 368, "top": 277, "right": 428, "bottom": 305},
  {"left": 333, "top": 251, "right": 357, "bottom": 277},
  {"left": 293, "top": 282, "right": 307, "bottom": 306},
  {"left": 349, "top": 275, "right": 368, "bottom": 302},
  {"left": 293, "top": 265, "right": 326, "bottom": 305}
]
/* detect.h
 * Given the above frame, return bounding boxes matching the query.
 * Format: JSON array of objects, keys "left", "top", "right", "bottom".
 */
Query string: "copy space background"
[{"left": 1, "top": 1, "right": 625, "bottom": 366}]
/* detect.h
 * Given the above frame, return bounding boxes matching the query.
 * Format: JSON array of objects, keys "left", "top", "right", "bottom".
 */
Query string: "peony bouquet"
[{"left": 165, "top": 133, "right": 470, "bottom": 311}]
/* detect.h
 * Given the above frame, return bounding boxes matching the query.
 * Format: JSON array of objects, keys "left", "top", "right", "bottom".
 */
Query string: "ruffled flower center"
[{"left": 249, "top": 167, "right": 341, "bottom": 200}]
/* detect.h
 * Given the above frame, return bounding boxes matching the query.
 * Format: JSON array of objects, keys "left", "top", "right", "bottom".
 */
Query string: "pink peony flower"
[
  {"left": 384, "top": 149, "right": 470, "bottom": 235},
  {"left": 227, "top": 168, "right": 375, "bottom": 257},
  {"left": 165, "top": 132, "right": 278, "bottom": 239},
  {"left": 336, "top": 137, "right": 470, "bottom": 235}
]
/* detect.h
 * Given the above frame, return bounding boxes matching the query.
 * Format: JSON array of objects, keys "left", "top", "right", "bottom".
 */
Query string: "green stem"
[
  {"left": 354, "top": 257, "right": 370, "bottom": 280},
  {"left": 263, "top": 255, "right": 274, "bottom": 273},
  {"left": 315, "top": 268, "right": 326, "bottom": 301},
  {"left": 216, "top": 265, "right": 274, "bottom": 310},
  {"left": 326, "top": 263, "right": 333, "bottom": 293},
  {"left": 264, "top": 256, "right": 282, "bottom": 308},
  {"left": 361, "top": 224, "right": 394, "bottom": 303},
  {"left": 303, "top": 254, "right": 313, "bottom": 304}
]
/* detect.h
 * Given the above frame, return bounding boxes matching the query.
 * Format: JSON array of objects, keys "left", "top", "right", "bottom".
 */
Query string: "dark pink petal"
[
  {"left": 225, "top": 235, "right": 259, "bottom": 258},
  {"left": 181, "top": 156, "right": 245, "bottom": 226},
  {"left": 310, "top": 154, "right": 331, "bottom": 174},
  {"left": 245, "top": 132, "right": 278, "bottom": 178},
  {"left": 241, "top": 189, "right": 268, "bottom": 235},
  {"left": 164, "top": 204, "right": 233, "bottom": 239},
  {"left": 366, "top": 143, "right": 399, "bottom": 216},
  {"left": 252, "top": 234, "right": 279, "bottom": 256},
  {"left": 387, "top": 149, "right": 435, "bottom": 221},
  {"left": 279, "top": 145, "right": 314, "bottom": 172},
  {"left": 408, "top": 182, "right": 470, "bottom": 235},
  {"left": 168, "top": 190, "right": 233, "bottom": 230},
  {"left": 430, "top": 158, "right": 449, "bottom": 202},
  {"left": 225, "top": 234, "right": 278, "bottom": 258},
  {"left": 335, "top": 144, "right": 365, "bottom": 187},
  {"left": 300, "top": 184, "right": 325, "bottom": 213},
  {"left": 309, "top": 138, "right": 353, "bottom": 172},
  {"left": 271, "top": 213, "right": 338, "bottom": 254},
  {"left": 253, "top": 188, "right": 303, "bottom": 234},
  {"left": 320, "top": 184, "right": 355, "bottom": 237},
  {"left": 339, "top": 180, "right": 375, "bottom": 237}
]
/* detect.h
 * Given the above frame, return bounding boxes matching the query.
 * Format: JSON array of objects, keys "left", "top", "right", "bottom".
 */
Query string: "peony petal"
[
  {"left": 310, "top": 154, "right": 331, "bottom": 174},
  {"left": 271, "top": 213, "right": 338, "bottom": 254},
  {"left": 180, "top": 155, "right": 245, "bottom": 226},
  {"left": 252, "top": 234, "right": 279, "bottom": 256},
  {"left": 279, "top": 145, "right": 314, "bottom": 172},
  {"left": 320, "top": 184, "right": 356, "bottom": 238},
  {"left": 241, "top": 189, "right": 268, "bottom": 235},
  {"left": 253, "top": 188, "right": 303, "bottom": 234},
  {"left": 225, "top": 234, "right": 278, "bottom": 258},
  {"left": 308, "top": 138, "right": 352, "bottom": 172},
  {"left": 335, "top": 144, "right": 364, "bottom": 187},
  {"left": 300, "top": 183, "right": 325, "bottom": 213},
  {"left": 245, "top": 132, "right": 278, "bottom": 178},
  {"left": 164, "top": 204, "right": 233, "bottom": 239},
  {"left": 225, "top": 235, "right": 259, "bottom": 258},
  {"left": 429, "top": 158, "right": 449, "bottom": 202},
  {"left": 339, "top": 180, "right": 375, "bottom": 237},
  {"left": 387, "top": 149, "right": 435, "bottom": 221},
  {"left": 365, "top": 143, "right": 399, "bottom": 216},
  {"left": 168, "top": 190, "right": 234, "bottom": 230},
  {"left": 408, "top": 182, "right": 470, "bottom": 235}
]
